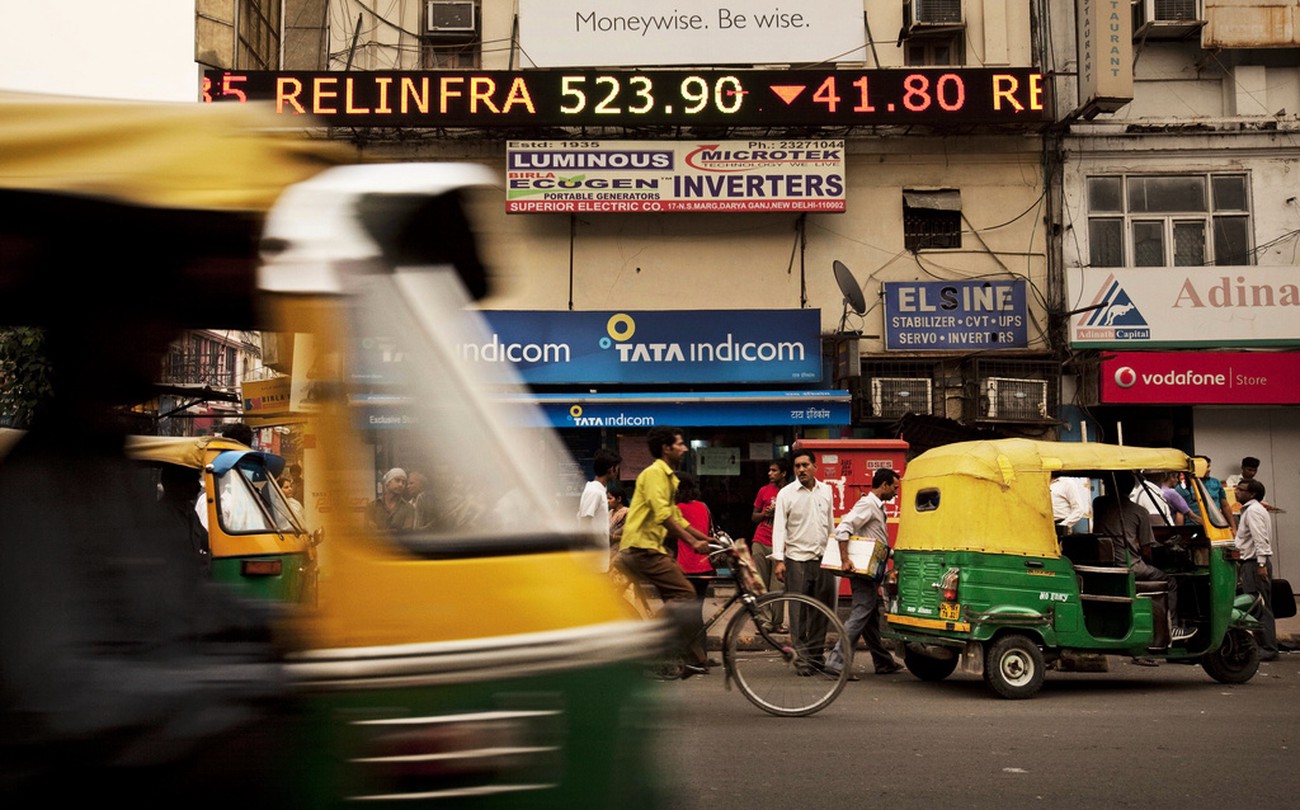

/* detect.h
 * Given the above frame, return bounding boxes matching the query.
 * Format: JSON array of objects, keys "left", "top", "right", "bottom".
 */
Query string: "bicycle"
[{"left": 613, "top": 531, "right": 852, "bottom": 717}]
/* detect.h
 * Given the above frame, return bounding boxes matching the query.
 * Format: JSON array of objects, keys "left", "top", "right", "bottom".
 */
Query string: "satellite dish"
[
  {"left": 833, "top": 260, "right": 866, "bottom": 333},
  {"left": 833, "top": 261, "right": 866, "bottom": 315}
]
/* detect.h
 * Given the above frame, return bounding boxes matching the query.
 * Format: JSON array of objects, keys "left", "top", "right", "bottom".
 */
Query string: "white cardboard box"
[{"left": 821, "top": 536, "right": 889, "bottom": 579}]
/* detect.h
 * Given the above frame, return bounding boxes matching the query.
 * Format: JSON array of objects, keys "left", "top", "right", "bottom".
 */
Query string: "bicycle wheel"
[{"left": 723, "top": 592, "right": 850, "bottom": 717}]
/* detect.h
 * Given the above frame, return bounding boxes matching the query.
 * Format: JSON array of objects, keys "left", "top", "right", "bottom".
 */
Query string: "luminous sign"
[
  {"left": 202, "top": 68, "right": 1050, "bottom": 128},
  {"left": 883, "top": 280, "right": 1029, "bottom": 351},
  {"left": 460, "top": 309, "right": 822, "bottom": 384},
  {"left": 505, "top": 140, "right": 845, "bottom": 213},
  {"left": 1100, "top": 351, "right": 1300, "bottom": 405}
]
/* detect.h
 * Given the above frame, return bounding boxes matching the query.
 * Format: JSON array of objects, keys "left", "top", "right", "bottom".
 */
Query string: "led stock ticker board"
[{"left": 202, "top": 68, "right": 1050, "bottom": 128}]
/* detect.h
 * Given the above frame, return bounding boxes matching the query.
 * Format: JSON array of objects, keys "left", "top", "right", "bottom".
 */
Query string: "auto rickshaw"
[
  {"left": 124, "top": 435, "right": 318, "bottom": 603},
  {"left": 0, "top": 93, "right": 666, "bottom": 804},
  {"left": 884, "top": 438, "right": 1274, "bottom": 699}
]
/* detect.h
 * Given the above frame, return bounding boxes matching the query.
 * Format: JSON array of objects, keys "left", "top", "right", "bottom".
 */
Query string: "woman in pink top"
[{"left": 675, "top": 474, "right": 714, "bottom": 598}]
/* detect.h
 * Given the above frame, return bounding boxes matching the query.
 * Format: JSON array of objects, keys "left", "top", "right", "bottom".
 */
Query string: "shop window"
[
  {"left": 421, "top": 1, "right": 481, "bottom": 68},
  {"left": 903, "top": 189, "right": 962, "bottom": 251},
  {"left": 905, "top": 34, "right": 964, "bottom": 66},
  {"left": 1086, "top": 174, "right": 1252, "bottom": 267}
]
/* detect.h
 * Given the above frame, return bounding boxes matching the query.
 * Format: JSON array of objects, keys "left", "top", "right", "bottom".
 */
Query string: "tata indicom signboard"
[
  {"left": 517, "top": 0, "right": 866, "bottom": 68},
  {"left": 1100, "top": 351, "right": 1300, "bottom": 404},
  {"left": 463, "top": 309, "right": 822, "bottom": 384},
  {"left": 1069, "top": 266, "right": 1300, "bottom": 347},
  {"left": 523, "top": 390, "right": 850, "bottom": 428},
  {"left": 506, "top": 140, "right": 844, "bottom": 213}
]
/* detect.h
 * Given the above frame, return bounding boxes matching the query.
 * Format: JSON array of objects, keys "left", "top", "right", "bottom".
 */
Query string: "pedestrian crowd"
[{"left": 586, "top": 427, "right": 904, "bottom": 680}]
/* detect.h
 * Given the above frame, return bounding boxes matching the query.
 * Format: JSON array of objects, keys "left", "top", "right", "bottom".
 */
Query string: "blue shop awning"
[{"left": 515, "top": 390, "right": 852, "bottom": 429}]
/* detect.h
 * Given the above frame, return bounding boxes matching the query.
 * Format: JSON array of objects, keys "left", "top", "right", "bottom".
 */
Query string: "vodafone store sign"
[{"left": 1100, "top": 352, "right": 1300, "bottom": 404}]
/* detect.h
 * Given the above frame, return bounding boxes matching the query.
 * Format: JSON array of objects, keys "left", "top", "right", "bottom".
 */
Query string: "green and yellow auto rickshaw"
[
  {"left": 125, "top": 435, "right": 318, "bottom": 604},
  {"left": 884, "top": 438, "right": 1268, "bottom": 699},
  {"left": 1, "top": 93, "right": 666, "bottom": 805}
]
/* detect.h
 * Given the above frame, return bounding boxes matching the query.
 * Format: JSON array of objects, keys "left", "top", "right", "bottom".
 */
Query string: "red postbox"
[{"left": 792, "top": 439, "right": 909, "bottom": 597}]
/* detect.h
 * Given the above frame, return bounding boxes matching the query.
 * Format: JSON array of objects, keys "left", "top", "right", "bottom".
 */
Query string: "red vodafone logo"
[{"left": 1114, "top": 366, "right": 1138, "bottom": 388}]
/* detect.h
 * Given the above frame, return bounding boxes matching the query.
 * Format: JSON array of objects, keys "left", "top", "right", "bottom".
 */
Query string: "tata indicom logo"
[{"left": 1113, "top": 366, "right": 1137, "bottom": 388}]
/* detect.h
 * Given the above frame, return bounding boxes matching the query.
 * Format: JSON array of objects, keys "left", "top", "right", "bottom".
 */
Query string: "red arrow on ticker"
[{"left": 770, "top": 85, "right": 807, "bottom": 104}]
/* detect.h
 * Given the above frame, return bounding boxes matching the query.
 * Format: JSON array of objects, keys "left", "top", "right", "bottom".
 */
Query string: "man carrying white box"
[{"left": 824, "top": 467, "right": 904, "bottom": 678}]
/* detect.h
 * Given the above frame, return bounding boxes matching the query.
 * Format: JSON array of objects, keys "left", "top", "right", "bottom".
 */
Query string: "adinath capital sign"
[
  {"left": 1100, "top": 351, "right": 1300, "bottom": 404},
  {"left": 460, "top": 309, "right": 821, "bottom": 384},
  {"left": 1069, "top": 266, "right": 1300, "bottom": 347}
]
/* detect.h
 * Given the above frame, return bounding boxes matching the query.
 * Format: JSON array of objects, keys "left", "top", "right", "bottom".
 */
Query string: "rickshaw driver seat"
[{"left": 1092, "top": 472, "right": 1195, "bottom": 644}]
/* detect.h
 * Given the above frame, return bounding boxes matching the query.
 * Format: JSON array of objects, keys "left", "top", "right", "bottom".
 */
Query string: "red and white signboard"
[
  {"left": 506, "top": 140, "right": 845, "bottom": 213},
  {"left": 1100, "top": 351, "right": 1300, "bottom": 404}
]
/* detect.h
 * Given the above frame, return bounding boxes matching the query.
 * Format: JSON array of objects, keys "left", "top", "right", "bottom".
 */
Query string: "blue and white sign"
[
  {"left": 463, "top": 309, "right": 823, "bottom": 384},
  {"left": 521, "top": 390, "right": 851, "bottom": 428},
  {"left": 882, "top": 280, "right": 1029, "bottom": 351}
]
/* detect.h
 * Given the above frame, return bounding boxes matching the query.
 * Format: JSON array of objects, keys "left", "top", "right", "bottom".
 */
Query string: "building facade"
[
  {"left": 1049, "top": 0, "right": 1300, "bottom": 582},
  {"left": 202, "top": 0, "right": 1060, "bottom": 531}
]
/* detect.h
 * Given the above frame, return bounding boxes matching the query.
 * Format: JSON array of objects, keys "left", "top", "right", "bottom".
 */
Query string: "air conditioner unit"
[
  {"left": 427, "top": 1, "right": 476, "bottom": 33},
  {"left": 984, "top": 377, "right": 1048, "bottom": 421},
  {"left": 870, "top": 377, "right": 934, "bottom": 419},
  {"left": 1132, "top": 0, "right": 1205, "bottom": 40},
  {"left": 904, "top": 0, "right": 964, "bottom": 28}
]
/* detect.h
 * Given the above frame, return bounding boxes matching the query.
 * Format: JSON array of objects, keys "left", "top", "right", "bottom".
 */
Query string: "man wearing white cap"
[{"left": 366, "top": 467, "right": 416, "bottom": 530}]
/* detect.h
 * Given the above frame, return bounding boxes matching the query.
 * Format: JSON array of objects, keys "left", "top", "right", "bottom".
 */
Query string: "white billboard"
[{"left": 517, "top": 0, "right": 868, "bottom": 68}]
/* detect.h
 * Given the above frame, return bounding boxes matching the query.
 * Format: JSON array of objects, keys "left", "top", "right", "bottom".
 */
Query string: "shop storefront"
[
  {"left": 1094, "top": 350, "right": 1300, "bottom": 586},
  {"left": 466, "top": 308, "right": 851, "bottom": 537}
]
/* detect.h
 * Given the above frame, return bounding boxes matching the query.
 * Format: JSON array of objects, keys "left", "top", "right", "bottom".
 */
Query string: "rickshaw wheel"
[
  {"left": 984, "top": 635, "right": 1045, "bottom": 699},
  {"left": 904, "top": 647, "right": 960, "bottom": 681},
  {"left": 1201, "top": 627, "right": 1260, "bottom": 684}
]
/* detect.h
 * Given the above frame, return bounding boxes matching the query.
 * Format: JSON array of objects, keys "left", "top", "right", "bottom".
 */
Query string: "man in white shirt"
[
  {"left": 772, "top": 449, "right": 836, "bottom": 668},
  {"left": 577, "top": 448, "right": 621, "bottom": 572},
  {"left": 1051, "top": 472, "right": 1090, "bottom": 534},
  {"left": 1235, "top": 478, "right": 1278, "bottom": 660},
  {"left": 824, "top": 468, "right": 903, "bottom": 677}
]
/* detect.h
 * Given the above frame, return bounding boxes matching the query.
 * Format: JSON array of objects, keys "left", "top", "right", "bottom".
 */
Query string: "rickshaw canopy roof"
[
  {"left": 905, "top": 439, "right": 1193, "bottom": 483},
  {"left": 0, "top": 92, "right": 347, "bottom": 328},
  {"left": 0, "top": 92, "right": 343, "bottom": 213},
  {"left": 126, "top": 435, "right": 262, "bottom": 471},
  {"left": 896, "top": 439, "right": 1193, "bottom": 558}
]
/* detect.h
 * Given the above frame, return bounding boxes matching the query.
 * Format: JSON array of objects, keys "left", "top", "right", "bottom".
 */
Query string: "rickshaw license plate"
[{"left": 939, "top": 602, "right": 961, "bottom": 621}]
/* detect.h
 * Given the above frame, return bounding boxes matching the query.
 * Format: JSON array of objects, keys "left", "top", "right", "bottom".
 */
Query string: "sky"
[{"left": 0, "top": 2, "right": 198, "bottom": 101}]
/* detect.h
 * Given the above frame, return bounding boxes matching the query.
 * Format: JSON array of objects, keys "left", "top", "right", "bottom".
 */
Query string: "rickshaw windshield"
[
  {"left": 339, "top": 269, "right": 575, "bottom": 550},
  {"left": 1192, "top": 476, "right": 1231, "bottom": 530},
  {"left": 213, "top": 464, "right": 277, "bottom": 534},
  {"left": 213, "top": 457, "right": 306, "bottom": 535}
]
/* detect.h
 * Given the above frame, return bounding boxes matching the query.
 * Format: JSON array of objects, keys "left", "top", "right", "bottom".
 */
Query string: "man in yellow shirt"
[{"left": 617, "top": 425, "right": 714, "bottom": 677}]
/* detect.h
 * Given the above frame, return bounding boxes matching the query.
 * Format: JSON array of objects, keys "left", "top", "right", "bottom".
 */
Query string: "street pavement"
[
  {"left": 655, "top": 650, "right": 1300, "bottom": 809},
  {"left": 661, "top": 584, "right": 1300, "bottom": 809}
]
